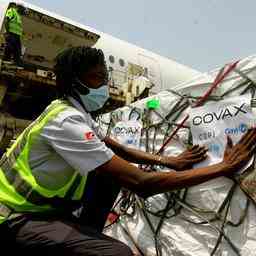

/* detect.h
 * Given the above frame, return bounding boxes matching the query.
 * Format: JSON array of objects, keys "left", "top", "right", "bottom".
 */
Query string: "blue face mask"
[{"left": 75, "top": 79, "right": 109, "bottom": 112}]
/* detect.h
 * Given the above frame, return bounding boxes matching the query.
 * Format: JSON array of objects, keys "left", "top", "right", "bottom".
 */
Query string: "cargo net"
[{"left": 98, "top": 56, "right": 256, "bottom": 256}]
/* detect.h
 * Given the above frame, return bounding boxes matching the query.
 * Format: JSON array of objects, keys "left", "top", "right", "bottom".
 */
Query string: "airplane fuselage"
[{"left": 0, "top": 0, "right": 201, "bottom": 94}]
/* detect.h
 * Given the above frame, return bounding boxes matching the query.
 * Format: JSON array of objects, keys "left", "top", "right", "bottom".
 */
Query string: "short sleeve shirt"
[{"left": 29, "top": 98, "right": 114, "bottom": 190}]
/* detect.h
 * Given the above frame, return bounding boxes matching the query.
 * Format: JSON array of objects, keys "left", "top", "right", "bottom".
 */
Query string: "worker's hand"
[
  {"left": 161, "top": 145, "right": 208, "bottom": 171},
  {"left": 222, "top": 129, "right": 256, "bottom": 173}
]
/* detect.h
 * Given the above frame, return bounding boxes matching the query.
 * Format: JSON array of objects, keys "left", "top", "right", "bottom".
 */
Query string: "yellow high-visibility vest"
[
  {"left": 0, "top": 100, "right": 87, "bottom": 224},
  {"left": 5, "top": 7, "right": 23, "bottom": 36}
]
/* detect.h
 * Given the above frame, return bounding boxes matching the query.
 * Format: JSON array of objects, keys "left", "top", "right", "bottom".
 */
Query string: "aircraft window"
[
  {"left": 119, "top": 59, "right": 125, "bottom": 67},
  {"left": 109, "top": 55, "right": 115, "bottom": 63}
]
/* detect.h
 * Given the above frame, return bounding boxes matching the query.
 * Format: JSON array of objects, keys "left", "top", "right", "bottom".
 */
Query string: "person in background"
[
  {"left": 3, "top": 2, "right": 27, "bottom": 65},
  {"left": 0, "top": 46, "right": 255, "bottom": 256}
]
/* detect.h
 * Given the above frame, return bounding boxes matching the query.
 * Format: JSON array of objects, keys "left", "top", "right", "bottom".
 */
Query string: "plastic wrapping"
[{"left": 99, "top": 55, "right": 256, "bottom": 256}]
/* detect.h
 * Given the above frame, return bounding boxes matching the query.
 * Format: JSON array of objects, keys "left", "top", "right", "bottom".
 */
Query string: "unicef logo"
[{"left": 225, "top": 123, "right": 248, "bottom": 135}]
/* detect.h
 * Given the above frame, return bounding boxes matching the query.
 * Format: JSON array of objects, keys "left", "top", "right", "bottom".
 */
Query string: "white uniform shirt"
[{"left": 28, "top": 97, "right": 114, "bottom": 190}]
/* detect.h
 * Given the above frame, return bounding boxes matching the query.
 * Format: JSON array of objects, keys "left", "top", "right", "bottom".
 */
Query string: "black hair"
[
  {"left": 9, "top": 3, "right": 27, "bottom": 15},
  {"left": 54, "top": 46, "right": 108, "bottom": 97},
  {"left": 9, "top": 2, "right": 17, "bottom": 7}
]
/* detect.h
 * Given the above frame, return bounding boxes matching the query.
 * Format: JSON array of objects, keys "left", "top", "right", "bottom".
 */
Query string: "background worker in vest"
[
  {"left": 3, "top": 2, "right": 27, "bottom": 65},
  {"left": 0, "top": 46, "right": 256, "bottom": 256}
]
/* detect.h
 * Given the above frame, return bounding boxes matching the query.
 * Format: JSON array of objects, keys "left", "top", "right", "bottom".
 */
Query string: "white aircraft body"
[{"left": 0, "top": 0, "right": 201, "bottom": 94}]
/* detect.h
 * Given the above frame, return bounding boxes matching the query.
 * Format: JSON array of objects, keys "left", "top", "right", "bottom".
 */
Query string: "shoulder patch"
[{"left": 84, "top": 132, "right": 95, "bottom": 140}]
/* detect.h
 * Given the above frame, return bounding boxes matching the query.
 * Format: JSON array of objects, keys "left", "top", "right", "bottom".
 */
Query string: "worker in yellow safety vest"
[
  {"left": 3, "top": 2, "right": 27, "bottom": 65},
  {"left": 0, "top": 46, "right": 255, "bottom": 255}
]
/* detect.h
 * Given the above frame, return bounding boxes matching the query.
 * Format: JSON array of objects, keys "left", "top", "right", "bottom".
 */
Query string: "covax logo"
[
  {"left": 114, "top": 127, "right": 140, "bottom": 136},
  {"left": 192, "top": 103, "right": 247, "bottom": 126}
]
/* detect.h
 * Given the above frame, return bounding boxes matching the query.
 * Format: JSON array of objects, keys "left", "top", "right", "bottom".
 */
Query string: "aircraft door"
[{"left": 138, "top": 54, "right": 162, "bottom": 93}]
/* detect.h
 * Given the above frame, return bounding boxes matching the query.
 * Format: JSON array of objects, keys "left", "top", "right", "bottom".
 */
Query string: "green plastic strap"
[{"left": 146, "top": 99, "right": 160, "bottom": 109}]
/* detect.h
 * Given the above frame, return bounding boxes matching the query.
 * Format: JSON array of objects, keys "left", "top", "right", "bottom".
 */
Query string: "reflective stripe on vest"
[
  {"left": 0, "top": 100, "right": 87, "bottom": 217},
  {"left": 6, "top": 8, "right": 22, "bottom": 36},
  {"left": 0, "top": 153, "right": 83, "bottom": 206}
]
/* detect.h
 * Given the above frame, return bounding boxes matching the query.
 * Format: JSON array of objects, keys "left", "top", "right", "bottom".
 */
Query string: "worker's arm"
[
  {"left": 98, "top": 129, "right": 256, "bottom": 198},
  {"left": 4, "top": 17, "right": 10, "bottom": 32},
  {"left": 104, "top": 136, "right": 207, "bottom": 171}
]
